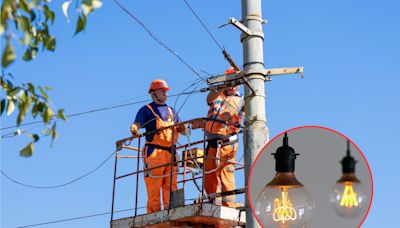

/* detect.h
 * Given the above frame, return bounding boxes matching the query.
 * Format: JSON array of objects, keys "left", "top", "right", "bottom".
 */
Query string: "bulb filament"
[
  {"left": 340, "top": 182, "right": 359, "bottom": 208},
  {"left": 273, "top": 187, "right": 297, "bottom": 224}
]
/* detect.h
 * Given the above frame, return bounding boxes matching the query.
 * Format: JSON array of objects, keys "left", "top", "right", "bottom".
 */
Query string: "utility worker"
[
  {"left": 130, "top": 79, "right": 186, "bottom": 213},
  {"left": 203, "top": 67, "right": 244, "bottom": 207}
]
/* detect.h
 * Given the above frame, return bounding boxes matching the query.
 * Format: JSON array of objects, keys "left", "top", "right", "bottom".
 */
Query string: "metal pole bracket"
[{"left": 219, "top": 17, "right": 264, "bottom": 39}]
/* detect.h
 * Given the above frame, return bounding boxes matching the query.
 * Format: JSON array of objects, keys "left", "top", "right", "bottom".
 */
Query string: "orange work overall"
[
  {"left": 144, "top": 104, "right": 179, "bottom": 213},
  {"left": 204, "top": 93, "right": 242, "bottom": 207}
]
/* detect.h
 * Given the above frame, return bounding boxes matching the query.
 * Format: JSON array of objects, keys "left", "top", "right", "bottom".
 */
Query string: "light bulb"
[
  {"left": 330, "top": 141, "right": 368, "bottom": 218},
  {"left": 254, "top": 133, "right": 315, "bottom": 227}
]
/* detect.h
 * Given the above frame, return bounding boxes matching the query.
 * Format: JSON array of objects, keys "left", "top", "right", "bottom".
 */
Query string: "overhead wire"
[
  {"left": 0, "top": 88, "right": 204, "bottom": 132},
  {"left": 112, "top": 0, "right": 204, "bottom": 81},
  {"left": 182, "top": 0, "right": 224, "bottom": 51},
  {"left": 16, "top": 197, "right": 199, "bottom": 228},
  {"left": 15, "top": 208, "right": 135, "bottom": 228},
  {"left": 173, "top": 78, "right": 204, "bottom": 113},
  {"left": 0, "top": 150, "right": 116, "bottom": 189}
]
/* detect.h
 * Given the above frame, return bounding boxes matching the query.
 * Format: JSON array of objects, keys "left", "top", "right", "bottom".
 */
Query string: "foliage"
[{"left": 0, "top": 0, "right": 102, "bottom": 156}]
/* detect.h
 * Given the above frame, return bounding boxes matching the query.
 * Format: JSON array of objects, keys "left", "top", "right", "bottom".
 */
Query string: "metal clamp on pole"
[{"left": 219, "top": 17, "right": 265, "bottom": 40}]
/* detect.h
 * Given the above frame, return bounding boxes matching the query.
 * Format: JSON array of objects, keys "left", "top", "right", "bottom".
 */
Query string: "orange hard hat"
[
  {"left": 148, "top": 79, "right": 170, "bottom": 93},
  {"left": 224, "top": 67, "right": 238, "bottom": 75}
]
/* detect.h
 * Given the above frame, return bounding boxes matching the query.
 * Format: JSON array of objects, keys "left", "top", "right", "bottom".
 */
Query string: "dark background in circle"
[{"left": 249, "top": 127, "right": 372, "bottom": 228}]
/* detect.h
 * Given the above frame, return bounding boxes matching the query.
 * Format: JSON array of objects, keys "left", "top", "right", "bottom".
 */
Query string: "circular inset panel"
[{"left": 248, "top": 126, "right": 373, "bottom": 228}]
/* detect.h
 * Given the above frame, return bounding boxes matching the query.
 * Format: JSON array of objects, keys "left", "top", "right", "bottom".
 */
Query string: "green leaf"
[
  {"left": 50, "top": 122, "right": 57, "bottom": 144},
  {"left": 18, "top": 0, "right": 31, "bottom": 13},
  {"left": 43, "top": 106, "right": 53, "bottom": 124},
  {"left": 38, "top": 86, "right": 48, "bottom": 100},
  {"left": 29, "top": 10, "right": 36, "bottom": 22},
  {"left": 22, "top": 31, "right": 32, "bottom": 45},
  {"left": 44, "top": 86, "right": 52, "bottom": 90},
  {"left": 37, "top": 102, "right": 44, "bottom": 113},
  {"left": 17, "top": 92, "right": 30, "bottom": 125},
  {"left": 17, "top": 108, "right": 25, "bottom": 125},
  {"left": 27, "top": 83, "right": 35, "bottom": 94},
  {"left": 20, "top": 143, "right": 34, "bottom": 157},
  {"left": 44, "top": 36, "right": 56, "bottom": 51},
  {"left": 21, "top": 16, "right": 30, "bottom": 31},
  {"left": 92, "top": 0, "right": 103, "bottom": 9},
  {"left": 29, "top": 134, "right": 40, "bottom": 142},
  {"left": 19, "top": 90, "right": 27, "bottom": 103},
  {"left": 22, "top": 47, "right": 37, "bottom": 61},
  {"left": 62, "top": 0, "right": 72, "bottom": 22},
  {"left": 75, "top": 14, "right": 86, "bottom": 35},
  {"left": 57, "top": 109, "right": 67, "bottom": 121},
  {"left": 32, "top": 102, "right": 39, "bottom": 117},
  {"left": 6, "top": 99, "right": 15, "bottom": 116},
  {"left": 0, "top": 99, "right": 5, "bottom": 115},
  {"left": 8, "top": 87, "right": 20, "bottom": 97},
  {"left": 24, "top": 94, "right": 32, "bottom": 113},
  {"left": 43, "top": 5, "right": 55, "bottom": 24},
  {"left": 2, "top": 43, "right": 16, "bottom": 68},
  {"left": 17, "top": 16, "right": 30, "bottom": 31},
  {"left": 0, "top": 24, "right": 4, "bottom": 36}
]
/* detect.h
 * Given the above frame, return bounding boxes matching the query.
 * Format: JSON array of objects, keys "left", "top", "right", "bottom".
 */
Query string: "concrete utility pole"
[{"left": 242, "top": 0, "right": 268, "bottom": 227}]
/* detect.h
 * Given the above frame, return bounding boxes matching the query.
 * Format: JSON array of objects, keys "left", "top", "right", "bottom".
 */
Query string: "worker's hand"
[
  {"left": 177, "top": 123, "right": 189, "bottom": 135},
  {"left": 207, "top": 91, "right": 220, "bottom": 105},
  {"left": 191, "top": 119, "right": 205, "bottom": 129},
  {"left": 130, "top": 124, "right": 139, "bottom": 135}
]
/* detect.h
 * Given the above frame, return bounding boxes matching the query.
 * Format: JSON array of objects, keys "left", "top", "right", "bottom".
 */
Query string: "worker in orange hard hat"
[
  {"left": 130, "top": 79, "right": 187, "bottom": 213},
  {"left": 203, "top": 68, "right": 244, "bottom": 207}
]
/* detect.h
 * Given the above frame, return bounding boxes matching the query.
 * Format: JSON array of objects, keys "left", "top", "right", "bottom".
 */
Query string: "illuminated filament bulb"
[
  {"left": 340, "top": 182, "right": 359, "bottom": 208},
  {"left": 273, "top": 187, "right": 297, "bottom": 224}
]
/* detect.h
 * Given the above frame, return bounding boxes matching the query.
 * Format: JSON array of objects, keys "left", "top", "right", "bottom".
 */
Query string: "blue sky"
[{"left": 1, "top": 0, "right": 399, "bottom": 227}]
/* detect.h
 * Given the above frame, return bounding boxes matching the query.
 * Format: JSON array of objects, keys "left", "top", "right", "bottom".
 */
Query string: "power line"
[
  {"left": 1, "top": 89, "right": 204, "bottom": 131},
  {"left": 17, "top": 197, "right": 199, "bottom": 228},
  {"left": 0, "top": 150, "right": 116, "bottom": 189},
  {"left": 182, "top": 0, "right": 224, "bottom": 51},
  {"left": 173, "top": 78, "right": 204, "bottom": 114},
  {"left": 177, "top": 81, "right": 205, "bottom": 114},
  {"left": 112, "top": 0, "right": 204, "bottom": 81},
  {"left": 16, "top": 208, "right": 134, "bottom": 228}
]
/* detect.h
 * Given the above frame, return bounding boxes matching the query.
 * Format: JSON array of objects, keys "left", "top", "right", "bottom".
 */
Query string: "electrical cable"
[
  {"left": 177, "top": 81, "right": 205, "bottom": 114},
  {"left": 182, "top": 0, "right": 224, "bottom": 51},
  {"left": 16, "top": 197, "right": 199, "bottom": 228},
  {"left": 173, "top": 78, "right": 204, "bottom": 114},
  {"left": 112, "top": 0, "right": 204, "bottom": 81},
  {"left": 15, "top": 208, "right": 134, "bottom": 228},
  {"left": 1, "top": 89, "right": 204, "bottom": 132},
  {"left": 0, "top": 150, "right": 116, "bottom": 189},
  {"left": 1, "top": 126, "right": 41, "bottom": 138}
]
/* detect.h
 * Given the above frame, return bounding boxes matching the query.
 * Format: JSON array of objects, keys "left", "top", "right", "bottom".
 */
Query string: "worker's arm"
[
  {"left": 207, "top": 90, "right": 220, "bottom": 106},
  {"left": 191, "top": 119, "right": 205, "bottom": 129}
]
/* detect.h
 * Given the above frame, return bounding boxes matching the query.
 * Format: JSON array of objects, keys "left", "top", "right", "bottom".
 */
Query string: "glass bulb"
[
  {"left": 255, "top": 174, "right": 315, "bottom": 227},
  {"left": 330, "top": 180, "right": 368, "bottom": 218}
]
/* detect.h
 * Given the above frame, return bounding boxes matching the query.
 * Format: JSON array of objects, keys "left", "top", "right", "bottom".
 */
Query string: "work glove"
[{"left": 130, "top": 124, "right": 139, "bottom": 135}]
